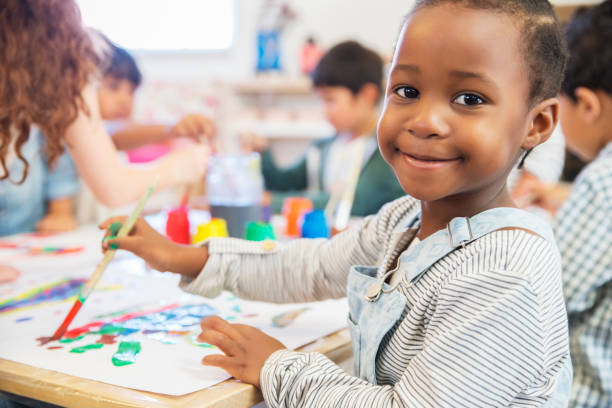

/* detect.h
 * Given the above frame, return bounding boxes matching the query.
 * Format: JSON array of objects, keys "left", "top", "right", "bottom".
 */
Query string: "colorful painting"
[
  {"left": 0, "top": 279, "right": 86, "bottom": 314},
  {"left": 0, "top": 228, "right": 349, "bottom": 395}
]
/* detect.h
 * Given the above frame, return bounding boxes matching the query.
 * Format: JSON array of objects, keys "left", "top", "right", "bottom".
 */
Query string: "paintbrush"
[{"left": 49, "top": 177, "right": 159, "bottom": 341}]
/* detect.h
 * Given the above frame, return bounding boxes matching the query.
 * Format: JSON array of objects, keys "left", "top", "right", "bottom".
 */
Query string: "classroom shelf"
[
  {"left": 229, "top": 119, "right": 333, "bottom": 139},
  {"left": 229, "top": 76, "right": 314, "bottom": 95}
]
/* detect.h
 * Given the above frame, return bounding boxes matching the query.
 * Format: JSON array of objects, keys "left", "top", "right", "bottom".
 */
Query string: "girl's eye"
[
  {"left": 454, "top": 93, "right": 485, "bottom": 106},
  {"left": 394, "top": 86, "right": 419, "bottom": 99}
]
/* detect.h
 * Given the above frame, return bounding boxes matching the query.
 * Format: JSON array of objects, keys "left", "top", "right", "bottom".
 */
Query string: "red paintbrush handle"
[{"left": 51, "top": 299, "right": 83, "bottom": 340}]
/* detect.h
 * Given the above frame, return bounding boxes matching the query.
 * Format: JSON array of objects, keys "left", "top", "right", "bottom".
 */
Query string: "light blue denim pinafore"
[{"left": 346, "top": 207, "right": 572, "bottom": 407}]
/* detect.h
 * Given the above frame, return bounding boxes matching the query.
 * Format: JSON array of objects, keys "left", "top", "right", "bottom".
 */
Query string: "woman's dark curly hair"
[{"left": 0, "top": 0, "right": 100, "bottom": 183}]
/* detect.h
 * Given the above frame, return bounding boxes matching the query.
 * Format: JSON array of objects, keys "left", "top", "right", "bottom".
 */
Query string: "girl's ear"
[
  {"left": 522, "top": 97, "right": 559, "bottom": 150},
  {"left": 574, "top": 86, "right": 602, "bottom": 123}
]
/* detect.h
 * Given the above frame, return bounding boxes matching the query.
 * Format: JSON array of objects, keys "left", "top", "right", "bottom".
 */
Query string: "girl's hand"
[
  {"left": 99, "top": 217, "right": 208, "bottom": 277},
  {"left": 199, "top": 316, "right": 286, "bottom": 388}
]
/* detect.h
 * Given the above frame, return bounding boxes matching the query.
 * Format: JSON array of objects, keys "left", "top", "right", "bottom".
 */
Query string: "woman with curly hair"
[{"left": 0, "top": 0, "right": 210, "bottom": 282}]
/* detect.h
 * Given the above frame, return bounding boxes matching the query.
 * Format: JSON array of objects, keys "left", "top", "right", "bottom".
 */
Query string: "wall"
[{"left": 134, "top": 0, "right": 602, "bottom": 84}]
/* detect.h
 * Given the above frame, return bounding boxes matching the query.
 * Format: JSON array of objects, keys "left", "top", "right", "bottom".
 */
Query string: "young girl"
[{"left": 103, "top": 1, "right": 571, "bottom": 406}]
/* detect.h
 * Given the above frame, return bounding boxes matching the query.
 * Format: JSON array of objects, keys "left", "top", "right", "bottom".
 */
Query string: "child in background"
[
  {"left": 103, "top": 1, "right": 572, "bottom": 406},
  {"left": 243, "top": 41, "right": 405, "bottom": 218},
  {"left": 0, "top": 130, "right": 78, "bottom": 236},
  {"left": 546, "top": 2, "right": 611, "bottom": 406},
  {"left": 98, "top": 38, "right": 215, "bottom": 151}
]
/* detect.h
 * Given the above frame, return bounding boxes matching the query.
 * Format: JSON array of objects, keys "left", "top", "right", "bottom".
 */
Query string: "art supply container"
[
  {"left": 282, "top": 197, "right": 313, "bottom": 237},
  {"left": 245, "top": 221, "right": 276, "bottom": 241},
  {"left": 300, "top": 210, "right": 329, "bottom": 238},
  {"left": 192, "top": 219, "right": 229, "bottom": 244},
  {"left": 207, "top": 153, "right": 264, "bottom": 238},
  {"left": 166, "top": 206, "right": 190, "bottom": 244}
]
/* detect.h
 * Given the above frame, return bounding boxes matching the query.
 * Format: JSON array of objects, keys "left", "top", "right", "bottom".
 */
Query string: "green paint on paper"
[
  {"left": 59, "top": 335, "right": 85, "bottom": 343},
  {"left": 112, "top": 341, "right": 141, "bottom": 366},
  {"left": 97, "top": 324, "right": 134, "bottom": 335},
  {"left": 70, "top": 343, "right": 104, "bottom": 353},
  {"left": 197, "top": 342, "right": 214, "bottom": 348},
  {"left": 232, "top": 305, "right": 241, "bottom": 313}
]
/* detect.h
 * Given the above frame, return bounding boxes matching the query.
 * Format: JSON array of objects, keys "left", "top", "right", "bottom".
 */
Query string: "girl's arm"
[
  {"left": 111, "top": 124, "right": 171, "bottom": 151},
  {"left": 100, "top": 196, "right": 418, "bottom": 304},
  {"left": 65, "top": 85, "right": 208, "bottom": 207},
  {"left": 111, "top": 114, "right": 215, "bottom": 151}
]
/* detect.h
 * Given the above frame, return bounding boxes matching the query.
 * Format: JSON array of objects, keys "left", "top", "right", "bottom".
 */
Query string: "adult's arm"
[{"left": 65, "top": 85, "right": 208, "bottom": 207}]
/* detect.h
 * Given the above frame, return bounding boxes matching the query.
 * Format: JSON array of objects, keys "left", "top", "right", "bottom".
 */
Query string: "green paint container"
[{"left": 244, "top": 222, "right": 276, "bottom": 241}]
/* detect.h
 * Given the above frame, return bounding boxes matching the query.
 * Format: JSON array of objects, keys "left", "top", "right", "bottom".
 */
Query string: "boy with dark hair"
[
  {"left": 544, "top": 2, "right": 612, "bottom": 406},
  {"left": 97, "top": 36, "right": 215, "bottom": 151},
  {"left": 244, "top": 41, "right": 405, "bottom": 223}
]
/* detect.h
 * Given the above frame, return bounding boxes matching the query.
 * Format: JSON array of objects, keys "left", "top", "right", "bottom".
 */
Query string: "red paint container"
[{"left": 166, "top": 206, "right": 190, "bottom": 244}]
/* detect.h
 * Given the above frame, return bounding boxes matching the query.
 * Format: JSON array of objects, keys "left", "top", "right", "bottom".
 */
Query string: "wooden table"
[{"left": 0, "top": 329, "right": 351, "bottom": 408}]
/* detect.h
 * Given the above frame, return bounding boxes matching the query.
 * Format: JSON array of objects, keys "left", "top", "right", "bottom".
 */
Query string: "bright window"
[{"left": 76, "top": 0, "right": 234, "bottom": 51}]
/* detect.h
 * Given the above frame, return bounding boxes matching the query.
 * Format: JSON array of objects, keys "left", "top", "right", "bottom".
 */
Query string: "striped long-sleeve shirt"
[
  {"left": 556, "top": 142, "right": 612, "bottom": 408},
  {"left": 180, "top": 196, "right": 570, "bottom": 407}
]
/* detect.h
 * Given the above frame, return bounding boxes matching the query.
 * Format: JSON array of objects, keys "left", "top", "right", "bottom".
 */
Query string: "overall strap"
[{"left": 401, "top": 207, "right": 556, "bottom": 284}]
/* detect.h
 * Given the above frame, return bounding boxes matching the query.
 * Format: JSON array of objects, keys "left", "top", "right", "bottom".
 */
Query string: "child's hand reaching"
[
  {"left": 198, "top": 316, "right": 286, "bottom": 388},
  {"left": 0, "top": 265, "right": 20, "bottom": 284},
  {"left": 530, "top": 182, "right": 573, "bottom": 215},
  {"left": 239, "top": 132, "right": 268, "bottom": 153},
  {"left": 166, "top": 144, "right": 210, "bottom": 185},
  {"left": 170, "top": 114, "right": 216, "bottom": 142},
  {"left": 99, "top": 217, "right": 209, "bottom": 277},
  {"left": 36, "top": 212, "right": 77, "bottom": 233},
  {"left": 36, "top": 197, "right": 77, "bottom": 233}
]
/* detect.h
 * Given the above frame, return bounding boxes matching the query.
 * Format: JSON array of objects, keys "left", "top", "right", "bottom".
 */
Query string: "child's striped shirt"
[
  {"left": 181, "top": 196, "right": 570, "bottom": 407},
  {"left": 556, "top": 141, "right": 612, "bottom": 408}
]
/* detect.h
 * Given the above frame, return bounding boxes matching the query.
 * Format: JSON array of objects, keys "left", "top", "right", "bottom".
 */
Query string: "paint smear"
[
  {"left": 0, "top": 242, "right": 83, "bottom": 255},
  {"left": 146, "top": 331, "right": 177, "bottom": 344},
  {"left": 28, "top": 246, "right": 84, "bottom": 255},
  {"left": 0, "top": 279, "right": 86, "bottom": 314},
  {"left": 47, "top": 346, "right": 63, "bottom": 350},
  {"left": 96, "top": 334, "right": 118, "bottom": 345},
  {"left": 59, "top": 335, "right": 85, "bottom": 343},
  {"left": 272, "top": 308, "right": 309, "bottom": 328},
  {"left": 15, "top": 316, "right": 33, "bottom": 323},
  {"left": 185, "top": 332, "right": 215, "bottom": 348},
  {"left": 36, "top": 336, "right": 53, "bottom": 346},
  {"left": 70, "top": 343, "right": 104, "bottom": 353},
  {"left": 112, "top": 341, "right": 141, "bottom": 366}
]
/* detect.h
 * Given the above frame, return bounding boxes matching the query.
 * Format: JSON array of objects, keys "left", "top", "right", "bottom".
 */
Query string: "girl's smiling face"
[{"left": 378, "top": 5, "right": 553, "bottom": 206}]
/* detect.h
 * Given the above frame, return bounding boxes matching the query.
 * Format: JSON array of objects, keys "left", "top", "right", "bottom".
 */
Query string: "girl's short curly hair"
[
  {"left": 0, "top": 0, "right": 100, "bottom": 183},
  {"left": 409, "top": 0, "right": 568, "bottom": 108}
]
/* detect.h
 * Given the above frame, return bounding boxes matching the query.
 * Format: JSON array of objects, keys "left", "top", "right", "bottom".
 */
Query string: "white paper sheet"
[{"left": 0, "top": 228, "right": 349, "bottom": 395}]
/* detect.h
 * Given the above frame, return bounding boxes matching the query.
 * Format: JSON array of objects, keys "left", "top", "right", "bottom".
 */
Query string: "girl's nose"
[{"left": 404, "top": 100, "right": 450, "bottom": 139}]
